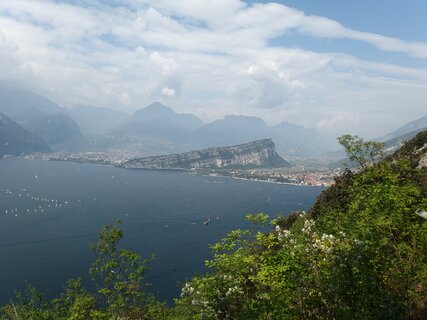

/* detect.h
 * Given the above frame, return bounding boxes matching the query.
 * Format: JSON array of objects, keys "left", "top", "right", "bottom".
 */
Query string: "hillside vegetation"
[{"left": 1, "top": 132, "right": 426, "bottom": 320}]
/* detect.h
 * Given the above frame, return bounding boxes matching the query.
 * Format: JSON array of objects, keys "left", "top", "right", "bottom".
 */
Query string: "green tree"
[
  {"left": 338, "top": 134, "right": 384, "bottom": 168},
  {"left": 89, "top": 221, "right": 153, "bottom": 319}
]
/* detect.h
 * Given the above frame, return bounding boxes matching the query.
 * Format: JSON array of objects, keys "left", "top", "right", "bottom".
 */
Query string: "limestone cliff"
[{"left": 120, "top": 139, "right": 290, "bottom": 170}]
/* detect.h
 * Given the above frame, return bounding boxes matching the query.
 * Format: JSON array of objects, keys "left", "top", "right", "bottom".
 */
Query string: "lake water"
[{"left": 0, "top": 159, "right": 324, "bottom": 303}]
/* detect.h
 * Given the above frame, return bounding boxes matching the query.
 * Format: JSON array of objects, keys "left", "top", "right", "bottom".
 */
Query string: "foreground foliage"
[
  {"left": 1, "top": 133, "right": 426, "bottom": 319},
  {"left": 177, "top": 134, "right": 427, "bottom": 320}
]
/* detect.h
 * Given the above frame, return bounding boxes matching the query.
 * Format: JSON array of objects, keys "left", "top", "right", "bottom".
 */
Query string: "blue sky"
[
  {"left": 266, "top": 0, "right": 427, "bottom": 68},
  {"left": 0, "top": 0, "right": 426, "bottom": 138},
  {"left": 257, "top": 0, "right": 427, "bottom": 41}
]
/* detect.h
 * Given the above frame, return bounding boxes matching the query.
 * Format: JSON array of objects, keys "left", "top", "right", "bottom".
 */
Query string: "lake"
[{"left": 0, "top": 159, "right": 324, "bottom": 303}]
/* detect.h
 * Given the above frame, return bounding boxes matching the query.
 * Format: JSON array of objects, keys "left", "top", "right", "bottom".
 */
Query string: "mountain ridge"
[{"left": 120, "top": 138, "right": 290, "bottom": 170}]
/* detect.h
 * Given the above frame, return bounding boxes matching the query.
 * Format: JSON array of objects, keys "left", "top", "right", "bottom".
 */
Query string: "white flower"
[
  {"left": 321, "top": 234, "right": 334, "bottom": 241},
  {"left": 181, "top": 283, "right": 194, "bottom": 297},
  {"left": 302, "top": 219, "right": 315, "bottom": 235}
]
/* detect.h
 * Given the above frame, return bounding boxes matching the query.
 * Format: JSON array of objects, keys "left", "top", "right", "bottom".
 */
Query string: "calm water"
[{"left": 0, "top": 159, "right": 323, "bottom": 303}]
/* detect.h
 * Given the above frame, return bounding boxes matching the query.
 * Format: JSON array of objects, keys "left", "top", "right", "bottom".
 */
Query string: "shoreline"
[
  {"left": 223, "top": 175, "right": 321, "bottom": 187},
  {"left": 10, "top": 156, "right": 328, "bottom": 187}
]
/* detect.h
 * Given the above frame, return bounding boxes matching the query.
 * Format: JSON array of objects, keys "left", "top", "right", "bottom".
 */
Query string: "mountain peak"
[
  {"left": 133, "top": 102, "right": 174, "bottom": 117},
  {"left": 222, "top": 115, "right": 267, "bottom": 125}
]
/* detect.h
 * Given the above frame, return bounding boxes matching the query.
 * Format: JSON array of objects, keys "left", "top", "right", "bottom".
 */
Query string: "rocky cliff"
[{"left": 120, "top": 139, "right": 290, "bottom": 170}]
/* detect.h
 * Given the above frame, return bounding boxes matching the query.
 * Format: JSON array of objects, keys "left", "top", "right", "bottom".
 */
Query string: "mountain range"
[
  {"left": 2, "top": 86, "right": 424, "bottom": 160},
  {"left": 0, "top": 86, "right": 332, "bottom": 157}
]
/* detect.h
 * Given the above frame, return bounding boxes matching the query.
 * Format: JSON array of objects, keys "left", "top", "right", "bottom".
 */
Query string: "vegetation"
[
  {"left": 1, "top": 133, "right": 426, "bottom": 319},
  {"left": 337, "top": 134, "right": 385, "bottom": 169}
]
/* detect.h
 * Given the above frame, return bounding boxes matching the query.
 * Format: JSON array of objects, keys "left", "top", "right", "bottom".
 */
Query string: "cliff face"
[{"left": 120, "top": 139, "right": 290, "bottom": 170}]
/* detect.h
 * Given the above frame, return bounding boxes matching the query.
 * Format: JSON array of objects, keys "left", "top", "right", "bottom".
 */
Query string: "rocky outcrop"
[{"left": 120, "top": 139, "right": 290, "bottom": 170}]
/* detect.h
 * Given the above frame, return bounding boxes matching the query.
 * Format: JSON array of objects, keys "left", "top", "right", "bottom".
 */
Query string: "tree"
[
  {"left": 89, "top": 221, "right": 153, "bottom": 319},
  {"left": 338, "top": 134, "right": 384, "bottom": 169}
]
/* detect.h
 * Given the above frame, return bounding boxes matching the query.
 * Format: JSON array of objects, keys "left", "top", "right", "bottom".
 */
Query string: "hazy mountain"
[
  {"left": 112, "top": 102, "right": 203, "bottom": 142},
  {"left": 0, "top": 86, "right": 334, "bottom": 157},
  {"left": 192, "top": 115, "right": 270, "bottom": 148},
  {"left": 24, "top": 114, "right": 83, "bottom": 144},
  {"left": 193, "top": 116, "right": 330, "bottom": 156},
  {"left": 378, "top": 114, "right": 427, "bottom": 142},
  {"left": 0, "top": 87, "right": 65, "bottom": 123},
  {"left": 380, "top": 125, "right": 427, "bottom": 154},
  {"left": 91, "top": 102, "right": 204, "bottom": 154},
  {"left": 0, "top": 112, "right": 50, "bottom": 157},
  {"left": 65, "top": 105, "right": 129, "bottom": 134},
  {"left": 270, "top": 122, "right": 327, "bottom": 156}
]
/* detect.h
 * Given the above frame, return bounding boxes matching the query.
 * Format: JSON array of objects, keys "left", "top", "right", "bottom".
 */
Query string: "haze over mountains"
[
  {"left": 0, "top": 112, "right": 50, "bottom": 157},
  {"left": 24, "top": 114, "right": 87, "bottom": 151},
  {"left": 377, "top": 115, "right": 427, "bottom": 143},
  {"left": 0, "top": 86, "right": 425, "bottom": 160},
  {"left": 64, "top": 105, "right": 129, "bottom": 135},
  {"left": 0, "top": 87, "right": 64, "bottom": 123}
]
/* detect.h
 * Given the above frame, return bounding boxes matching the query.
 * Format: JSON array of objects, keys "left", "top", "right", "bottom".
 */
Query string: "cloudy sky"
[{"left": 0, "top": 0, "right": 426, "bottom": 138}]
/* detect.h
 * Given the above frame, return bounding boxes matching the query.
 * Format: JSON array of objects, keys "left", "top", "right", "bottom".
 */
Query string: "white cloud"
[
  {"left": 161, "top": 87, "right": 176, "bottom": 96},
  {"left": 0, "top": 0, "right": 426, "bottom": 137},
  {"left": 0, "top": 31, "right": 34, "bottom": 84}
]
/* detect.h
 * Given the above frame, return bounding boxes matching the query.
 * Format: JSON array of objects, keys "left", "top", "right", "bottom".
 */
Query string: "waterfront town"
[{"left": 207, "top": 167, "right": 339, "bottom": 187}]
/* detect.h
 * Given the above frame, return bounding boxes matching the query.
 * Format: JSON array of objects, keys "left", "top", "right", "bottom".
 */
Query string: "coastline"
[
  {"left": 223, "top": 175, "right": 317, "bottom": 187},
  {"left": 12, "top": 155, "right": 329, "bottom": 187}
]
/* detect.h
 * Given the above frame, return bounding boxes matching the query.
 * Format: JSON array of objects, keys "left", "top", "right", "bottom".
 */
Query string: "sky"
[{"left": 0, "top": 0, "right": 426, "bottom": 138}]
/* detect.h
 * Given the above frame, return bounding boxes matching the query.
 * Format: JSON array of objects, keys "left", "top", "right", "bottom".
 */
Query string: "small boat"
[{"left": 203, "top": 218, "right": 211, "bottom": 225}]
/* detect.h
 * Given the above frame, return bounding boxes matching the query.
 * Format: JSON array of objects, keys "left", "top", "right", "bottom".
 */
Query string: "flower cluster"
[
  {"left": 275, "top": 225, "right": 291, "bottom": 242},
  {"left": 313, "top": 233, "right": 336, "bottom": 254},
  {"left": 181, "top": 282, "right": 195, "bottom": 297},
  {"left": 301, "top": 219, "right": 315, "bottom": 235}
]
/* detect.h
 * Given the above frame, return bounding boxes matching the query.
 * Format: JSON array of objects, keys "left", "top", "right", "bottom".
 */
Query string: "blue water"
[{"left": 0, "top": 159, "right": 324, "bottom": 303}]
